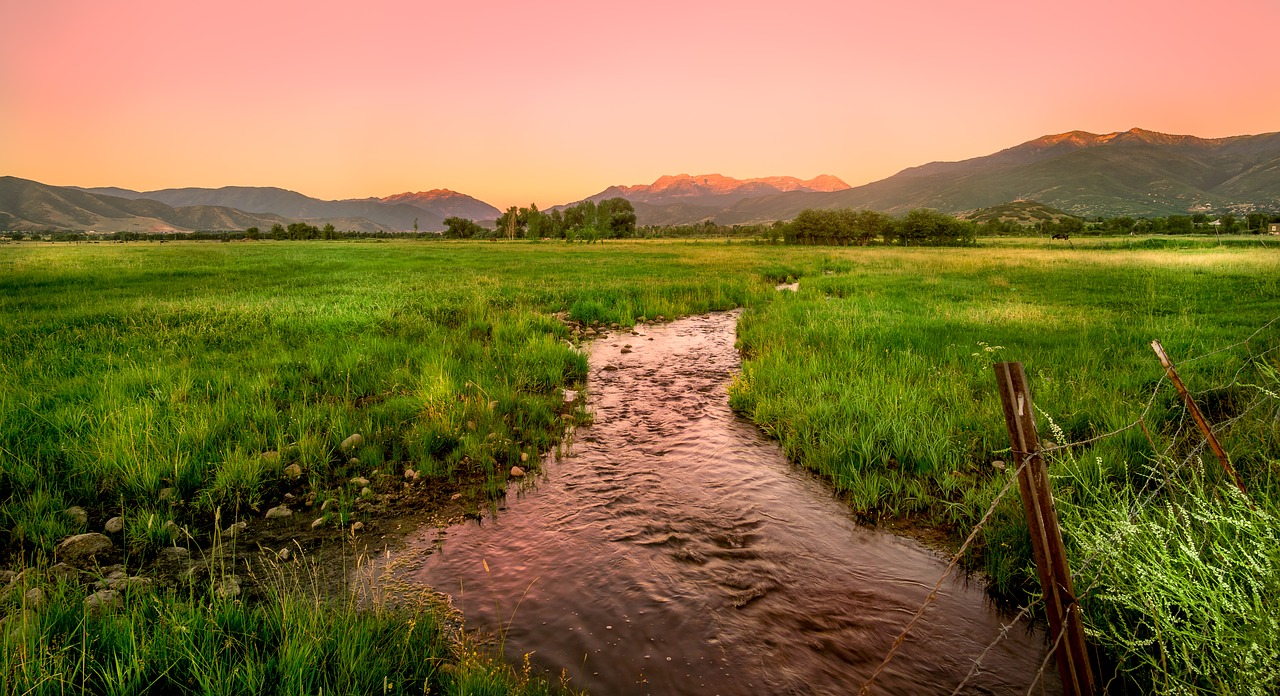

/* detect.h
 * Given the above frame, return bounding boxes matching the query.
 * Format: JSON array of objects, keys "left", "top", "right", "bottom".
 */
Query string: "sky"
[{"left": 3, "top": 0, "right": 1278, "bottom": 209}]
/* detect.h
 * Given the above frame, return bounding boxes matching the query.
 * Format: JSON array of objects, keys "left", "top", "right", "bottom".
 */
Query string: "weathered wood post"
[
  {"left": 994, "top": 362, "right": 1094, "bottom": 696},
  {"left": 1150, "top": 340, "right": 1250, "bottom": 502}
]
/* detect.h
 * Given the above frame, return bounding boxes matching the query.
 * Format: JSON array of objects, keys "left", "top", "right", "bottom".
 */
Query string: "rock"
[
  {"left": 24, "top": 587, "right": 46, "bottom": 610},
  {"left": 65, "top": 506, "right": 89, "bottom": 526},
  {"left": 283, "top": 493, "right": 295, "bottom": 501},
  {"left": 162, "top": 520, "right": 181, "bottom": 537},
  {"left": 277, "top": 547, "right": 291, "bottom": 561},
  {"left": 106, "top": 577, "right": 154, "bottom": 593},
  {"left": 214, "top": 576, "right": 241, "bottom": 600},
  {"left": 84, "top": 590, "right": 122, "bottom": 614},
  {"left": 104, "top": 517, "right": 124, "bottom": 534},
  {"left": 223, "top": 521, "right": 247, "bottom": 537},
  {"left": 1042, "top": 439, "right": 1057, "bottom": 449},
  {"left": 349, "top": 457, "right": 361, "bottom": 466},
  {"left": 350, "top": 522, "right": 364, "bottom": 533},
  {"left": 304, "top": 493, "right": 316, "bottom": 507},
  {"left": 360, "top": 487, "right": 372, "bottom": 497},
  {"left": 51, "top": 563, "right": 89, "bottom": 583},
  {"left": 488, "top": 400, "right": 498, "bottom": 410},
  {"left": 403, "top": 469, "right": 417, "bottom": 479},
  {"left": 466, "top": 421, "right": 476, "bottom": 430},
  {"left": 349, "top": 477, "right": 370, "bottom": 487},
  {"left": 261, "top": 450, "right": 280, "bottom": 464},
  {"left": 340, "top": 433, "right": 364, "bottom": 453},
  {"left": 656, "top": 315, "right": 665, "bottom": 321},
  {"left": 520, "top": 452, "right": 529, "bottom": 463},
  {"left": 264, "top": 505, "right": 292, "bottom": 519},
  {"left": 510, "top": 466, "right": 526, "bottom": 478},
  {"left": 610, "top": 322, "right": 619, "bottom": 328},
  {"left": 562, "top": 388, "right": 578, "bottom": 404},
  {"left": 56, "top": 533, "right": 112, "bottom": 567},
  {"left": 992, "top": 460, "right": 1007, "bottom": 472},
  {"left": 0, "top": 569, "right": 15, "bottom": 587},
  {"left": 283, "top": 463, "right": 303, "bottom": 479},
  {"left": 158, "top": 487, "right": 174, "bottom": 502},
  {"left": 450, "top": 493, "right": 462, "bottom": 501},
  {"left": 637, "top": 316, "right": 647, "bottom": 323},
  {"left": 311, "top": 517, "right": 327, "bottom": 529},
  {"left": 4, "top": 610, "right": 37, "bottom": 639},
  {"left": 620, "top": 347, "right": 632, "bottom": 354}
]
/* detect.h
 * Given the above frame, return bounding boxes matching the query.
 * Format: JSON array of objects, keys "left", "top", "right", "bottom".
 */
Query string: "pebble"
[
  {"left": 65, "top": 506, "right": 88, "bottom": 526},
  {"left": 349, "top": 477, "right": 370, "bottom": 487},
  {"left": 283, "top": 463, "right": 303, "bottom": 479},
  {"left": 350, "top": 522, "right": 364, "bottom": 533},
  {"left": 223, "top": 521, "right": 248, "bottom": 537},
  {"left": 264, "top": 505, "right": 292, "bottom": 519},
  {"left": 104, "top": 517, "right": 124, "bottom": 534},
  {"left": 340, "top": 433, "right": 364, "bottom": 453},
  {"left": 24, "top": 587, "right": 46, "bottom": 610},
  {"left": 510, "top": 466, "right": 526, "bottom": 478},
  {"left": 311, "top": 517, "right": 327, "bottom": 529}
]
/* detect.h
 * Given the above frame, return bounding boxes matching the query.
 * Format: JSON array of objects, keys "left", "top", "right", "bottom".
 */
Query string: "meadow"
[{"left": 1, "top": 237, "right": 1277, "bottom": 694}]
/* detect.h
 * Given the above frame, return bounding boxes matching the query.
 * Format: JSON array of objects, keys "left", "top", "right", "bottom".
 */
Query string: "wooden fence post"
[
  {"left": 994, "top": 362, "right": 1094, "bottom": 696},
  {"left": 1150, "top": 340, "right": 1250, "bottom": 502}
]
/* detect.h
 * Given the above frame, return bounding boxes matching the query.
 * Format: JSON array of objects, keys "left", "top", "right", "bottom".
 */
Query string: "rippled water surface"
[{"left": 382, "top": 312, "right": 1059, "bottom": 695}]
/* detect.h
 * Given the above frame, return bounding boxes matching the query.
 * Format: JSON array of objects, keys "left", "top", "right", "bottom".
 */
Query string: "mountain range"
[
  {"left": 581, "top": 128, "right": 1280, "bottom": 225},
  {"left": 4, "top": 127, "right": 1278, "bottom": 232}
]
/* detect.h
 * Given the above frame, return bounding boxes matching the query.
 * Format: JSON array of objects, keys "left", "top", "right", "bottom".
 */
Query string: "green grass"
[
  {"left": 2, "top": 238, "right": 1278, "bottom": 694},
  {"left": 2, "top": 553, "right": 569, "bottom": 695}
]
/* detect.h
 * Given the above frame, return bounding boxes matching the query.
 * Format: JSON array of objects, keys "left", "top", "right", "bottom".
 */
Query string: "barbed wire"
[{"left": 861, "top": 316, "right": 1279, "bottom": 694}]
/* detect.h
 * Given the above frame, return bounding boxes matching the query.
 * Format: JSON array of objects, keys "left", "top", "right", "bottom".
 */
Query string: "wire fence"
[{"left": 860, "top": 315, "right": 1280, "bottom": 695}]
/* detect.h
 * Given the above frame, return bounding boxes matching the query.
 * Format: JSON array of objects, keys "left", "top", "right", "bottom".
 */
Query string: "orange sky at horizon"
[{"left": 3, "top": 0, "right": 1278, "bottom": 209}]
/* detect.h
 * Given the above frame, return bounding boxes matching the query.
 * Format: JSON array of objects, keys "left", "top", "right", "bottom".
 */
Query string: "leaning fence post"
[
  {"left": 994, "top": 362, "right": 1094, "bottom": 696},
  {"left": 1150, "top": 340, "right": 1250, "bottom": 502}
]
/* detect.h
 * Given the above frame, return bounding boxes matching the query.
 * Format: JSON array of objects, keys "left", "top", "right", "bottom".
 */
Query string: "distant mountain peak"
[
  {"left": 381, "top": 189, "right": 469, "bottom": 202},
  {"left": 592, "top": 173, "right": 850, "bottom": 207}
]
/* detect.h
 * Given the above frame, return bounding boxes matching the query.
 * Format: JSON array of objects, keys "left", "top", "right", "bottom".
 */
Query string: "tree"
[
  {"left": 597, "top": 198, "right": 637, "bottom": 238},
  {"left": 891, "top": 209, "right": 977, "bottom": 246},
  {"left": 496, "top": 206, "right": 526, "bottom": 240},
  {"left": 442, "top": 217, "right": 485, "bottom": 239}
]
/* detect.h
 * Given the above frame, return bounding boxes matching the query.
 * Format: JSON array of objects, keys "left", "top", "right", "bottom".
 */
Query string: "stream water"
[{"left": 378, "top": 312, "right": 1059, "bottom": 695}]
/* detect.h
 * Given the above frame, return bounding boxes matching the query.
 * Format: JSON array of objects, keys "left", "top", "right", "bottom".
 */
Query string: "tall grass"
[{"left": 2, "top": 551, "right": 569, "bottom": 695}]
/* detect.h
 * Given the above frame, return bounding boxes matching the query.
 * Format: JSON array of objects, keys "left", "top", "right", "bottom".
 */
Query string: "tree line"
[
  {"left": 444, "top": 198, "right": 637, "bottom": 242},
  {"left": 980, "top": 211, "right": 1280, "bottom": 237},
  {"left": 773, "top": 208, "right": 977, "bottom": 246}
]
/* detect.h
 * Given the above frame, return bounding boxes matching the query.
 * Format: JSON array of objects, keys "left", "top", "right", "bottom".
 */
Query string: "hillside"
[
  {"left": 82, "top": 186, "right": 448, "bottom": 231},
  {"left": 959, "top": 200, "right": 1075, "bottom": 224},
  {"left": 0, "top": 178, "right": 391, "bottom": 233},
  {"left": 378, "top": 190, "right": 500, "bottom": 222}
]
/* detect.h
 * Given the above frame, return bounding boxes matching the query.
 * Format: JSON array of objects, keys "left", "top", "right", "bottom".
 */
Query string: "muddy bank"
[{"left": 374, "top": 312, "right": 1061, "bottom": 695}]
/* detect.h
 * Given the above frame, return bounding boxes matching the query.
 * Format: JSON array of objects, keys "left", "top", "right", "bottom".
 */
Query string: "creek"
[{"left": 378, "top": 311, "right": 1059, "bottom": 695}]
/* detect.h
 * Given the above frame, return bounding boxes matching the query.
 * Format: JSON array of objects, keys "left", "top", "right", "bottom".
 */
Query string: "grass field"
[{"left": 2, "top": 237, "right": 1277, "bottom": 694}]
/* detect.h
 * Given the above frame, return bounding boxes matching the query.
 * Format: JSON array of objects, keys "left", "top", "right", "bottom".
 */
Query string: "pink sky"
[{"left": 3, "top": 0, "right": 1278, "bottom": 209}]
